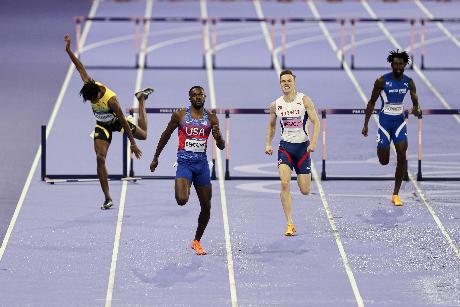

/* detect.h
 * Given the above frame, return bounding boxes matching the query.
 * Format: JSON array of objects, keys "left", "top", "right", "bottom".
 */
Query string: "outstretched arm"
[
  {"left": 362, "top": 76, "right": 384, "bottom": 137},
  {"left": 108, "top": 97, "right": 142, "bottom": 159},
  {"left": 64, "top": 34, "right": 91, "bottom": 83},
  {"left": 303, "top": 96, "right": 320, "bottom": 152},
  {"left": 265, "top": 101, "right": 277, "bottom": 155},
  {"left": 150, "top": 111, "right": 181, "bottom": 172},
  {"left": 209, "top": 113, "right": 225, "bottom": 150},
  {"left": 409, "top": 78, "right": 421, "bottom": 116}
]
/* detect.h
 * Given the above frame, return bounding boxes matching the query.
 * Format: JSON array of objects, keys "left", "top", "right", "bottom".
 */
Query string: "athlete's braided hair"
[
  {"left": 79, "top": 80, "right": 101, "bottom": 102},
  {"left": 387, "top": 49, "right": 410, "bottom": 65}
]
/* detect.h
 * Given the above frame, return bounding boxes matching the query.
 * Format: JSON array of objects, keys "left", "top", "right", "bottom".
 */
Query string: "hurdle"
[
  {"left": 222, "top": 108, "right": 301, "bottom": 180},
  {"left": 280, "top": 18, "right": 346, "bottom": 70},
  {"left": 416, "top": 109, "right": 460, "bottom": 181},
  {"left": 320, "top": 108, "right": 410, "bottom": 181},
  {"left": 420, "top": 18, "right": 460, "bottom": 71},
  {"left": 41, "top": 125, "right": 131, "bottom": 184},
  {"left": 350, "top": 18, "right": 416, "bottom": 70}
]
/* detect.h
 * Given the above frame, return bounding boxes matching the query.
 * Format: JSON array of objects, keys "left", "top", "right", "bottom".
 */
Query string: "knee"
[
  {"left": 175, "top": 195, "right": 188, "bottom": 206},
  {"left": 280, "top": 180, "right": 290, "bottom": 192},
  {"left": 137, "top": 132, "right": 147, "bottom": 141},
  {"left": 378, "top": 157, "right": 389, "bottom": 165},
  {"left": 300, "top": 187, "right": 310, "bottom": 195},
  {"left": 96, "top": 153, "right": 106, "bottom": 164}
]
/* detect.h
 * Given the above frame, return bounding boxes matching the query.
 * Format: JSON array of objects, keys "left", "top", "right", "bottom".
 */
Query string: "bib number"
[
  {"left": 282, "top": 117, "right": 303, "bottom": 129},
  {"left": 94, "top": 112, "right": 115, "bottom": 122},
  {"left": 185, "top": 139, "right": 206, "bottom": 152},
  {"left": 382, "top": 104, "right": 403, "bottom": 115}
]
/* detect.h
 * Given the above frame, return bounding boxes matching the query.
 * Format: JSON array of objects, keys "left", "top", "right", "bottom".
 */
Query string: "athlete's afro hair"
[{"left": 387, "top": 49, "right": 410, "bottom": 65}]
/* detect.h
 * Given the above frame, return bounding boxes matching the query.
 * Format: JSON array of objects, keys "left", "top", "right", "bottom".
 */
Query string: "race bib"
[
  {"left": 282, "top": 117, "right": 303, "bottom": 129},
  {"left": 382, "top": 104, "right": 403, "bottom": 115},
  {"left": 185, "top": 138, "right": 206, "bottom": 152},
  {"left": 94, "top": 112, "right": 115, "bottom": 122}
]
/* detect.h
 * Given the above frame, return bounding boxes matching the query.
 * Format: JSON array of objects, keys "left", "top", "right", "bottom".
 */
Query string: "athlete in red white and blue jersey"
[
  {"left": 150, "top": 86, "right": 225, "bottom": 255},
  {"left": 265, "top": 70, "right": 320, "bottom": 237}
]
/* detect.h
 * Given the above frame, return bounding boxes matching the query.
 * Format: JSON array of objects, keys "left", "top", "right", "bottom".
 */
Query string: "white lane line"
[
  {"left": 0, "top": 0, "right": 101, "bottom": 263},
  {"left": 104, "top": 1, "right": 154, "bottom": 306},
  {"left": 360, "top": 0, "right": 460, "bottom": 262},
  {"left": 361, "top": 0, "right": 460, "bottom": 124},
  {"left": 200, "top": 1, "right": 238, "bottom": 307},
  {"left": 254, "top": 1, "right": 365, "bottom": 307},
  {"left": 414, "top": 0, "right": 460, "bottom": 49}
]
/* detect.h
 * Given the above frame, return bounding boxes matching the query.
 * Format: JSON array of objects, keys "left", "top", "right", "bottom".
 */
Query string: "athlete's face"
[
  {"left": 391, "top": 57, "right": 405, "bottom": 78},
  {"left": 280, "top": 74, "right": 296, "bottom": 95},
  {"left": 189, "top": 87, "right": 206, "bottom": 109}
]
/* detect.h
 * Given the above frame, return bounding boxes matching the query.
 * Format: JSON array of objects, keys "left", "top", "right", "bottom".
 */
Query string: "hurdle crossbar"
[{"left": 41, "top": 125, "right": 129, "bottom": 184}]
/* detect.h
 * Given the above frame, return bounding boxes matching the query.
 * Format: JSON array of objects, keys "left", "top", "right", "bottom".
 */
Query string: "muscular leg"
[
  {"left": 297, "top": 173, "right": 312, "bottom": 195},
  {"left": 175, "top": 178, "right": 191, "bottom": 206},
  {"left": 279, "top": 164, "right": 294, "bottom": 224},
  {"left": 377, "top": 147, "right": 390, "bottom": 165},
  {"left": 94, "top": 139, "right": 111, "bottom": 201},
  {"left": 393, "top": 140, "right": 408, "bottom": 195},
  {"left": 194, "top": 185, "right": 212, "bottom": 241}
]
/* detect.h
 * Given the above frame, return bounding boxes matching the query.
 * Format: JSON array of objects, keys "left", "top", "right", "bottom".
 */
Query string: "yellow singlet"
[{"left": 91, "top": 82, "right": 117, "bottom": 123}]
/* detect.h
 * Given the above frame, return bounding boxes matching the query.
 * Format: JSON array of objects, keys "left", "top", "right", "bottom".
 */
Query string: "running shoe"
[
  {"left": 101, "top": 199, "right": 113, "bottom": 210},
  {"left": 391, "top": 194, "right": 403, "bottom": 206},
  {"left": 191, "top": 240, "right": 207, "bottom": 255},
  {"left": 135, "top": 87, "right": 154, "bottom": 100},
  {"left": 284, "top": 223, "right": 296, "bottom": 236}
]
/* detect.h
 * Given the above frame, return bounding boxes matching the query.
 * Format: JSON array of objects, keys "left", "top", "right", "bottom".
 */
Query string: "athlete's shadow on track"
[
  {"left": 358, "top": 207, "right": 412, "bottom": 229},
  {"left": 234, "top": 238, "right": 309, "bottom": 262},
  {"left": 132, "top": 257, "right": 204, "bottom": 288}
]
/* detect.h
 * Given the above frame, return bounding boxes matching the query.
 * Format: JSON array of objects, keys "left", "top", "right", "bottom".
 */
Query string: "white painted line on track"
[
  {"left": 254, "top": 1, "right": 365, "bottom": 307},
  {"left": 200, "top": 1, "right": 238, "bottom": 307},
  {"left": 0, "top": 0, "right": 101, "bottom": 263},
  {"left": 360, "top": 0, "right": 460, "bottom": 263},
  {"left": 104, "top": 1, "right": 154, "bottom": 307}
]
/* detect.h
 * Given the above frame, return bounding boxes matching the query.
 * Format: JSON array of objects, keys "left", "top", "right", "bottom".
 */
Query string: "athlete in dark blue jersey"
[{"left": 362, "top": 50, "right": 421, "bottom": 206}]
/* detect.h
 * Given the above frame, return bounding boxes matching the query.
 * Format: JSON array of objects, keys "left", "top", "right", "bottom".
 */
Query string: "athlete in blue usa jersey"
[
  {"left": 362, "top": 50, "right": 421, "bottom": 206},
  {"left": 150, "top": 86, "right": 225, "bottom": 256}
]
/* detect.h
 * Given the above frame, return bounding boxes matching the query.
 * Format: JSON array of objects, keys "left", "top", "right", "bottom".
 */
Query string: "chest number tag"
[
  {"left": 282, "top": 117, "right": 303, "bottom": 129},
  {"left": 185, "top": 138, "right": 206, "bottom": 152}
]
